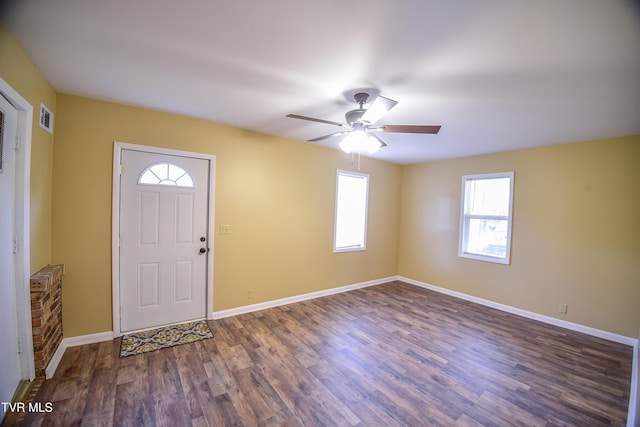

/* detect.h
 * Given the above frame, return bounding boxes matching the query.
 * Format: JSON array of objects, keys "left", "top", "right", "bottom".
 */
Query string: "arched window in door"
[{"left": 138, "top": 162, "right": 194, "bottom": 187}]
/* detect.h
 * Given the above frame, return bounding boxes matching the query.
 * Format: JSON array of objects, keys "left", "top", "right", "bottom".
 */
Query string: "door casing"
[
  {"left": 0, "top": 78, "right": 35, "bottom": 381},
  {"left": 0, "top": 92, "right": 23, "bottom": 405},
  {"left": 112, "top": 142, "right": 216, "bottom": 337}
]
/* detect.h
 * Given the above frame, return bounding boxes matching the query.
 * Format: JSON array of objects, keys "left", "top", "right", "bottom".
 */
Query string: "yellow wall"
[
  {"left": 4, "top": 23, "right": 639, "bottom": 340},
  {"left": 0, "top": 22, "right": 56, "bottom": 273},
  {"left": 52, "top": 94, "right": 402, "bottom": 337},
  {"left": 399, "top": 135, "right": 640, "bottom": 337}
]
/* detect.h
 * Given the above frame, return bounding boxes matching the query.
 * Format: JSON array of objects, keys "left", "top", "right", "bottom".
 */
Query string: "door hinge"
[
  {"left": 13, "top": 237, "right": 19, "bottom": 254},
  {"left": 120, "top": 164, "right": 124, "bottom": 175},
  {"left": 17, "top": 337, "right": 23, "bottom": 354},
  {"left": 15, "top": 133, "right": 21, "bottom": 150}
]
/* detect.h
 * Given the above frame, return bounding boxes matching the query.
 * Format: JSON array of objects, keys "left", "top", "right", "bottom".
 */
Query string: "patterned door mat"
[{"left": 120, "top": 320, "right": 213, "bottom": 357}]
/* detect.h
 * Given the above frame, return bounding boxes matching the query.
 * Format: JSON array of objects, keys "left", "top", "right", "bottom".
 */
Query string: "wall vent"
[{"left": 39, "top": 103, "right": 54, "bottom": 134}]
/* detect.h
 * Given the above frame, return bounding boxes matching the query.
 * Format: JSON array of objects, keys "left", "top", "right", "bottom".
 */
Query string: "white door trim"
[
  {"left": 112, "top": 142, "right": 216, "bottom": 337},
  {"left": 0, "top": 77, "right": 35, "bottom": 381}
]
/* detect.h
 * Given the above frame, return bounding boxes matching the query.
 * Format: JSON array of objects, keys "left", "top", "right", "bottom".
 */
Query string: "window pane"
[
  {"left": 139, "top": 170, "right": 159, "bottom": 185},
  {"left": 175, "top": 174, "right": 194, "bottom": 187},
  {"left": 334, "top": 171, "right": 368, "bottom": 251},
  {"left": 466, "top": 218, "right": 508, "bottom": 257},
  {"left": 150, "top": 163, "right": 169, "bottom": 180},
  {"left": 168, "top": 164, "right": 185, "bottom": 181},
  {"left": 467, "top": 177, "right": 510, "bottom": 216}
]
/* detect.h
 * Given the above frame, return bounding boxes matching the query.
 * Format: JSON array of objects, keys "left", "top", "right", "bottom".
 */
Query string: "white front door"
[
  {"left": 119, "top": 149, "right": 211, "bottom": 332},
  {"left": 0, "top": 94, "right": 21, "bottom": 413}
]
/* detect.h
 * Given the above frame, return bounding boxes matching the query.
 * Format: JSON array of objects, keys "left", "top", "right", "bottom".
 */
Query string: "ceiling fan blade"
[
  {"left": 377, "top": 125, "right": 441, "bottom": 134},
  {"left": 308, "top": 130, "right": 352, "bottom": 142},
  {"left": 361, "top": 95, "right": 398, "bottom": 125},
  {"left": 286, "top": 114, "right": 347, "bottom": 128},
  {"left": 368, "top": 133, "right": 387, "bottom": 148}
]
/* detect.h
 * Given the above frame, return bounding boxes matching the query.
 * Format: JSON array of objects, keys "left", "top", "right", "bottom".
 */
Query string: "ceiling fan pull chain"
[{"left": 349, "top": 151, "right": 361, "bottom": 171}]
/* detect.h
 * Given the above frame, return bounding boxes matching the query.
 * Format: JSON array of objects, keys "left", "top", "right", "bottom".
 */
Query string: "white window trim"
[
  {"left": 458, "top": 171, "right": 514, "bottom": 265},
  {"left": 333, "top": 169, "right": 369, "bottom": 253}
]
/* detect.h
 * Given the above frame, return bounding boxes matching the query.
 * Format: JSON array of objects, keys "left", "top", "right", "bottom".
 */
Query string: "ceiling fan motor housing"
[
  {"left": 345, "top": 92, "right": 372, "bottom": 125},
  {"left": 345, "top": 109, "right": 367, "bottom": 126}
]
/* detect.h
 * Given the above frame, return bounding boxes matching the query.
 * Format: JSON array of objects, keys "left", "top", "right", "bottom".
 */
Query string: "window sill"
[
  {"left": 458, "top": 252, "right": 510, "bottom": 265},
  {"left": 334, "top": 246, "right": 366, "bottom": 253}
]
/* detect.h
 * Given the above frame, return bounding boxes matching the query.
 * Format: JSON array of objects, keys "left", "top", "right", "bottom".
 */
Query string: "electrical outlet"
[
  {"left": 559, "top": 304, "right": 568, "bottom": 314},
  {"left": 248, "top": 289, "right": 254, "bottom": 299}
]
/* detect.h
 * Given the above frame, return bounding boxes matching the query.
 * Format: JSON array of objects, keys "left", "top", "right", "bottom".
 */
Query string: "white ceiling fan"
[{"left": 287, "top": 92, "right": 441, "bottom": 154}]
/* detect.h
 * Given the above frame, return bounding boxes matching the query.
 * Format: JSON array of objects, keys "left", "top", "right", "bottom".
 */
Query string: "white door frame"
[
  {"left": 112, "top": 142, "right": 216, "bottom": 337},
  {"left": 0, "top": 77, "right": 35, "bottom": 381}
]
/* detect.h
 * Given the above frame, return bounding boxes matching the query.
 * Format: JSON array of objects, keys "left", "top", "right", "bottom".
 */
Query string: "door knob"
[{"left": 199, "top": 248, "right": 207, "bottom": 255}]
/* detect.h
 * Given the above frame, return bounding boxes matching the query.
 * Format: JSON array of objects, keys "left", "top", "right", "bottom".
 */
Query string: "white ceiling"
[{"left": 2, "top": 0, "right": 639, "bottom": 164}]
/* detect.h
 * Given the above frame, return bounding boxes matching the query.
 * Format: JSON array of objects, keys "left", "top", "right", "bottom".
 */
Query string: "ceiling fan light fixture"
[
  {"left": 364, "top": 136, "right": 382, "bottom": 154},
  {"left": 338, "top": 135, "right": 356, "bottom": 154},
  {"left": 286, "top": 91, "right": 441, "bottom": 158},
  {"left": 339, "top": 131, "right": 381, "bottom": 154}
]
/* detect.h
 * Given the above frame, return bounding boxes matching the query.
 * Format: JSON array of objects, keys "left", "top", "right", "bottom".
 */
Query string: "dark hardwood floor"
[{"left": 21, "top": 281, "right": 632, "bottom": 426}]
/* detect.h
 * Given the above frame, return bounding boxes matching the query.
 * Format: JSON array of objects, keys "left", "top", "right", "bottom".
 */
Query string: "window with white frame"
[
  {"left": 138, "top": 162, "right": 194, "bottom": 188},
  {"left": 459, "top": 172, "right": 514, "bottom": 264},
  {"left": 334, "top": 170, "right": 369, "bottom": 252}
]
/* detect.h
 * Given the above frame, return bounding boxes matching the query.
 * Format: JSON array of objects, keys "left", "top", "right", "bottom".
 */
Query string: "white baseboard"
[
  {"left": 399, "top": 276, "right": 639, "bottom": 427},
  {"left": 45, "top": 331, "right": 114, "bottom": 379},
  {"left": 45, "top": 342, "right": 66, "bottom": 379},
  {"left": 45, "top": 277, "right": 394, "bottom": 377},
  {"left": 212, "top": 276, "right": 395, "bottom": 319},
  {"left": 44, "top": 276, "right": 638, "bottom": 426},
  {"left": 398, "top": 276, "right": 636, "bottom": 346}
]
